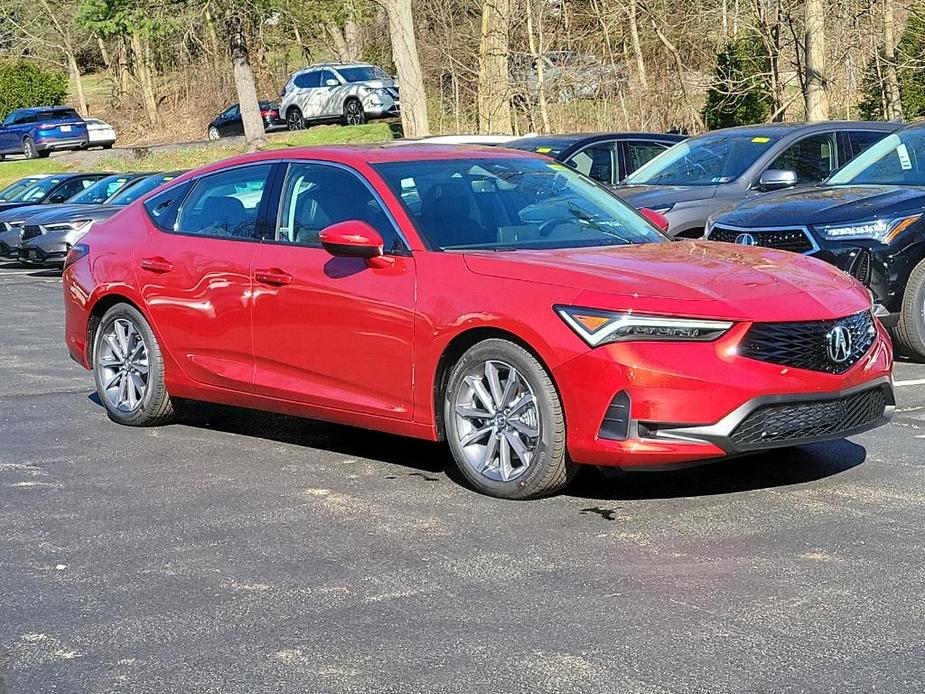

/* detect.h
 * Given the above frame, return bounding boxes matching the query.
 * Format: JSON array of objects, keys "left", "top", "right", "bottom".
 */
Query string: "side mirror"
[
  {"left": 324, "top": 79, "right": 339, "bottom": 87},
  {"left": 640, "top": 208, "right": 670, "bottom": 232},
  {"left": 757, "top": 169, "right": 798, "bottom": 191},
  {"left": 320, "top": 220, "right": 385, "bottom": 260}
]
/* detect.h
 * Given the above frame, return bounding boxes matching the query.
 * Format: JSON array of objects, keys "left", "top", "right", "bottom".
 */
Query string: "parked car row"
[
  {"left": 0, "top": 171, "right": 181, "bottom": 266},
  {"left": 0, "top": 107, "right": 116, "bottom": 159},
  {"left": 52, "top": 143, "right": 897, "bottom": 500}
]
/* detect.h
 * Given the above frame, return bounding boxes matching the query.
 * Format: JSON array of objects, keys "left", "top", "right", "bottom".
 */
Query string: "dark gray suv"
[{"left": 613, "top": 121, "right": 900, "bottom": 238}]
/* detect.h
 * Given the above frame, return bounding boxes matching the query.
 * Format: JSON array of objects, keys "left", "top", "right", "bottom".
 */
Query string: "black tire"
[
  {"left": 286, "top": 107, "right": 305, "bottom": 131},
  {"left": 22, "top": 137, "right": 38, "bottom": 159},
  {"left": 102, "top": 143, "right": 113, "bottom": 149},
  {"left": 343, "top": 99, "right": 367, "bottom": 126},
  {"left": 92, "top": 303, "right": 176, "bottom": 427},
  {"left": 891, "top": 257, "right": 925, "bottom": 361},
  {"left": 207, "top": 126, "right": 220, "bottom": 141},
  {"left": 443, "top": 338, "right": 574, "bottom": 499}
]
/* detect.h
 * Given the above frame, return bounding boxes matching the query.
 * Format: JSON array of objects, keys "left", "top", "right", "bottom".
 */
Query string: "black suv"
[{"left": 706, "top": 122, "right": 925, "bottom": 360}]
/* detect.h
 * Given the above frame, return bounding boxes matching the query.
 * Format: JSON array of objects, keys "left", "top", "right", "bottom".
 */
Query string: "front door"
[
  {"left": 136, "top": 163, "right": 275, "bottom": 392},
  {"left": 250, "top": 161, "right": 417, "bottom": 419}
]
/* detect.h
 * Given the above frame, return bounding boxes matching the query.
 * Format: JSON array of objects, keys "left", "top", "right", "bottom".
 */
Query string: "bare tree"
[
  {"left": 477, "top": 0, "right": 513, "bottom": 133},
  {"left": 882, "top": 0, "right": 903, "bottom": 120},
  {"left": 226, "top": 13, "right": 266, "bottom": 149},
  {"left": 803, "top": 0, "right": 829, "bottom": 120},
  {"left": 374, "top": 0, "right": 430, "bottom": 137}
]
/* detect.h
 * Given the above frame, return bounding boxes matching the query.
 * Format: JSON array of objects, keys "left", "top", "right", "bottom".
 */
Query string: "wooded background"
[{"left": 0, "top": 0, "right": 922, "bottom": 145}]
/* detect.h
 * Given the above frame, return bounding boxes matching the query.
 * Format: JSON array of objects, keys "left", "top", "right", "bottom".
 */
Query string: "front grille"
[
  {"left": 741, "top": 311, "right": 876, "bottom": 374},
  {"left": 709, "top": 225, "right": 814, "bottom": 253},
  {"left": 21, "top": 224, "right": 42, "bottom": 241},
  {"left": 730, "top": 386, "right": 889, "bottom": 448}
]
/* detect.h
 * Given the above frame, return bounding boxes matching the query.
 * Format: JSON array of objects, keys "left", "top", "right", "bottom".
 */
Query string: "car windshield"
[
  {"left": 624, "top": 132, "right": 777, "bottom": 186},
  {"left": 826, "top": 129, "right": 925, "bottom": 186},
  {"left": 18, "top": 177, "right": 67, "bottom": 202},
  {"left": 337, "top": 65, "right": 389, "bottom": 82},
  {"left": 69, "top": 176, "right": 135, "bottom": 204},
  {"left": 0, "top": 177, "right": 44, "bottom": 202},
  {"left": 108, "top": 173, "right": 179, "bottom": 206},
  {"left": 374, "top": 157, "right": 664, "bottom": 251}
]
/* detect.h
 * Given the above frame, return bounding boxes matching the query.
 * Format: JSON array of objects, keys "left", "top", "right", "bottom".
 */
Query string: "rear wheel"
[
  {"left": 343, "top": 99, "right": 367, "bottom": 126},
  {"left": 444, "top": 339, "right": 574, "bottom": 499},
  {"left": 286, "top": 107, "right": 305, "bottom": 131},
  {"left": 22, "top": 137, "right": 38, "bottom": 159},
  {"left": 891, "top": 257, "right": 925, "bottom": 361},
  {"left": 93, "top": 304, "right": 176, "bottom": 427},
  {"left": 207, "top": 126, "right": 220, "bottom": 141}
]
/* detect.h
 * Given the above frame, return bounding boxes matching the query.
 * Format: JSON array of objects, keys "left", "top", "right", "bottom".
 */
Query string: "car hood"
[
  {"left": 463, "top": 241, "right": 869, "bottom": 322},
  {"left": 717, "top": 184, "right": 925, "bottom": 227},
  {"left": 26, "top": 204, "right": 117, "bottom": 225},
  {"left": 0, "top": 204, "right": 54, "bottom": 222},
  {"left": 612, "top": 184, "right": 719, "bottom": 208},
  {"left": 0, "top": 201, "right": 43, "bottom": 215}
]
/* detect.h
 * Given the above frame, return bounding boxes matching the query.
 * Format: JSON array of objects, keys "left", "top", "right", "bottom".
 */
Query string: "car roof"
[
  {"left": 294, "top": 62, "right": 376, "bottom": 75},
  {"left": 692, "top": 121, "right": 899, "bottom": 138}
]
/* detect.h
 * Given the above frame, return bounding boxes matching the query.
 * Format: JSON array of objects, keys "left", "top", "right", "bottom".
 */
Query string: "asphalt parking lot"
[{"left": 1, "top": 263, "right": 923, "bottom": 694}]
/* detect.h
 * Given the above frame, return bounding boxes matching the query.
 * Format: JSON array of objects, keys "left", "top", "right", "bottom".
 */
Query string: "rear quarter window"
[{"left": 144, "top": 181, "right": 193, "bottom": 232}]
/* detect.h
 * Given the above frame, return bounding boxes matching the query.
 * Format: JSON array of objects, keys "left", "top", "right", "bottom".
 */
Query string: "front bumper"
[
  {"left": 17, "top": 242, "right": 66, "bottom": 267},
  {"left": 553, "top": 320, "right": 894, "bottom": 469}
]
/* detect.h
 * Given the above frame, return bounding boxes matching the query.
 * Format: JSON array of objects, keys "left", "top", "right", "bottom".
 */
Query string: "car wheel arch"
[
  {"left": 430, "top": 326, "right": 563, "bottom": 441},
  {"left": 85, "top": 292, "right": 153, "bottom": 368}
]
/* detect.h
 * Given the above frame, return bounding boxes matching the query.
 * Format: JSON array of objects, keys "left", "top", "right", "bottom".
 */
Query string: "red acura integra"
[{"left": 63, "top": 145, "right": 894, "bottom": 498}]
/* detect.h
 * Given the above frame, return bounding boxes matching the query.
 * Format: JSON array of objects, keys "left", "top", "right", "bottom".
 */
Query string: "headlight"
[
  {"left": 361, "top": 86, "right": 389, "bottom": 96},
  {"left": 650, "top": 204, "right": 675, "bottom": 215},
  {"left": 4, "top": 220, "right": 25, "bottom": 231},
  {"left": 556, "top": 305, "right": 733, "bottom": 346},
  {"left": 42, "top": 219, "right": 94, "bottom": 234},
  {"left": 814, "top": 214, "right": 921, "bottom": 243}
]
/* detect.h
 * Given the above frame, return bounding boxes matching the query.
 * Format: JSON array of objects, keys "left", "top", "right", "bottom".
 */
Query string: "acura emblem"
[
  {"left": 735, "top": 233, "right": 757, "bottom": 246},
  {"left": 826, "top": 325, "right": 852, "bottom": 364}
]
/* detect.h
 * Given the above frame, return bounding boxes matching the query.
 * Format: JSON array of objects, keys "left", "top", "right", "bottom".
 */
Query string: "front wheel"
[
  {"left": 891, "top": 257, "right": 925, "bottom": 361},
  {"left": 93, "top": 303, "right": 176, "bottom": 427},
  {"left": 444, "top": 339, "right": 574, "bottom": 499},
  {"left": 343, "top": 99, "right": 367, "bottom": 126}
]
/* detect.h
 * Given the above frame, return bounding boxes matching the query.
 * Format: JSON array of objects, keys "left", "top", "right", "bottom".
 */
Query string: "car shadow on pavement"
[{"left": 568, "top": 440, "right": 867, "bottom": 501}]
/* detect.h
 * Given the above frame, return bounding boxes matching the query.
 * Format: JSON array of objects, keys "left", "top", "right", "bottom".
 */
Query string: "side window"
[
  {"left": 295, "top": 71, "right": 320, "bottom": 89},
  {"left": 175, "top": 164, "right": 273, "bottom": 239},
  {"left": 320, "top": 69, "right": 338, "bottom": 87},
  {"left": 48, "top": 178, "right": 94, "bottom": 203},
  {"left": 624, "top": 140, "right": 670, "bottom": 177},
  {"left": 847, "top": 130, "right": 887, "bottom": 160},
  {"left": 768, "top": 133, "right": 838, "bottom": 183},
  {"left": 223, "top": 105, "right": 240, "bottom": 118},
  {"left": 565, "top": 143, "right": 616, "bottom": 184},
  {"left": 276, "top": 163, "right": 398, "bottom": 250},
  {"left": 144, "top": 180, "right": 193, "bottom": 231}
]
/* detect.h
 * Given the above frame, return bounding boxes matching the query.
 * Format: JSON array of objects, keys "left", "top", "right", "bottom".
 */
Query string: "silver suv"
[{"left": 279, "top": 63, "right": 399, "bottom": 130}]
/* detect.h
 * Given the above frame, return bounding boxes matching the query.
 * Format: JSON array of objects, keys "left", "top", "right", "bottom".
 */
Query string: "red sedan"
[{"left": 62, "top": 145, "right": 895, "bottom": 498}]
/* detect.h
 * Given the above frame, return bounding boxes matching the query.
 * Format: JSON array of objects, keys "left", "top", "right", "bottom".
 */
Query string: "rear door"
[
  {"left": 220, "top": 105, "right": 242, "bottom": 136},
  {"left": 249, "top": 160, "right": 417, "bottom": 419},
  {"left": 137, "top": 163, "right": 275, "bottom": 392},
  {"left": 294, "top": 70, "right": 322, "bottom": 119},
  {"left": 620, "top": 139, "right": 674, "bottom": 180},
  {"left": 563, "top": 141, "right": 618, "bottom": 185}
]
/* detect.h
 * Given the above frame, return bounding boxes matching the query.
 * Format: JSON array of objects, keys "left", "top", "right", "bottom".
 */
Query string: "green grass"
[{"left": 0, "top": 122, "right": 398, "bottom": 188}]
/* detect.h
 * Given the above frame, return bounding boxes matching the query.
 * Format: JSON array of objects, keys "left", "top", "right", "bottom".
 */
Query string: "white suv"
[{"left": 279, "top": 63, "right": 400, "bottom": 129}]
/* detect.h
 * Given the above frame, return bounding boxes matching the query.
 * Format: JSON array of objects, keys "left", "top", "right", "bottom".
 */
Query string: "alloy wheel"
[
  {"left": 97, "top": 319, "right": 150, "bottom": 413},
  {"left": 287, "top": 110, "right": 304, "bottom": 131},
  {"left": 452, "top": 359, "right": 541, "bottom": 482},
  {"left": 23, "top": 138, "right": 36, "bottom": 159},
  {"left": 208, "top": 127, "right": 220, "bottom": 140},
  {"left": 345, "top": 101, "right": 364, "bottom": 126}
]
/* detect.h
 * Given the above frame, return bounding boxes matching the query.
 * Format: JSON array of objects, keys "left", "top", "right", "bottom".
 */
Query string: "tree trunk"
[
  {"left": 227, "top": 15, "right": 266, "bottom": 150},
  {"left": 97, "top": 37, "right": 111, "bottom": 70},
  {"left": 66, "top": 51, "right": 89, "bottom": 117},
  {"left": 117, "top": 36, "right": 131, "bottom": 102},
  {"left": 803, "top": 0, "right": 828, "bottom": 121},
  {"left": 477, "top": 0, "right": 513, "bottom": 134},
  {"left": 130, "top": 32, "right": 161, "bottom": 126},
  {"left": 882, "top": 0, "right": 903, "bottom": 120},
  {"left": 384, "top": 0, "right": 429, "bottom": 137},
  {"left": 525, "top": 0, "right": 550, "bottom": 133},
  {"left": 627, "top": 0, "right": 648, "bottom": 91}
]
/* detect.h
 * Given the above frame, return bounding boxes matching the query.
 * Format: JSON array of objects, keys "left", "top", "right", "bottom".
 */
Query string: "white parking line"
[{"left": 895, "top": 378, "right": 925, "bottom": 387}]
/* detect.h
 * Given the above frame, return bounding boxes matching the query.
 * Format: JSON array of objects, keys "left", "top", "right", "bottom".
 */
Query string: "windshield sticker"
[
  {"left": 751, "top": 136, "right": 771, "bottom": 143},
  {"left": 536, "top": 146, "right": 553, "bottom": 153},
  {"left": 897, "top": 143, "right": 912, "bottom": 170},
  {"left": 710, "top": 176, "right": 732, "bottom": 183},
  {"left": 547, "top": 162, "right": 569, "bottom": 171}
]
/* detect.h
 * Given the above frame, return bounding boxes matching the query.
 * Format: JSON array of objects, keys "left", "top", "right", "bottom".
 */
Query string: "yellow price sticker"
[
  {"left": 536, "top": 146, "right": 553, "bottom": 153},
  {"left": 751, "top": 136, "right": 771, "bottom": 143}
]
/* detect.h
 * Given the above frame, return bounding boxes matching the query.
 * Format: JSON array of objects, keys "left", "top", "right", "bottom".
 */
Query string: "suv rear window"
[
  {"left": 294, "top": 71, "right": 320, "bottom": 89},
  {"left": 37, "top": 109, "right": 81, "bottom": 122}
]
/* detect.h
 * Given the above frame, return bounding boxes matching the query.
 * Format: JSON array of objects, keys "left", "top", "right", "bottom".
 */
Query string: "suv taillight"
[{"left": 64, "top": 243, "right": 89, "bottom": 270}]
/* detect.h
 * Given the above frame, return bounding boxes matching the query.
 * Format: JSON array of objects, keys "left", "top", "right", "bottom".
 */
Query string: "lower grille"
[
  {"left": 848, "top": 249, "right": 872, "bottom": 285},
  {"left": 21, "top": 224, "right": 42, "bottom": 241},
  {"left": 741, "top": 311, "right": 876, "bottom": 374},
  {"left": 709, "top": 225, "right": 814, "bottom": 253},
  {"left": 730, "top": 386, "right": 889, "bottom": 448}
]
